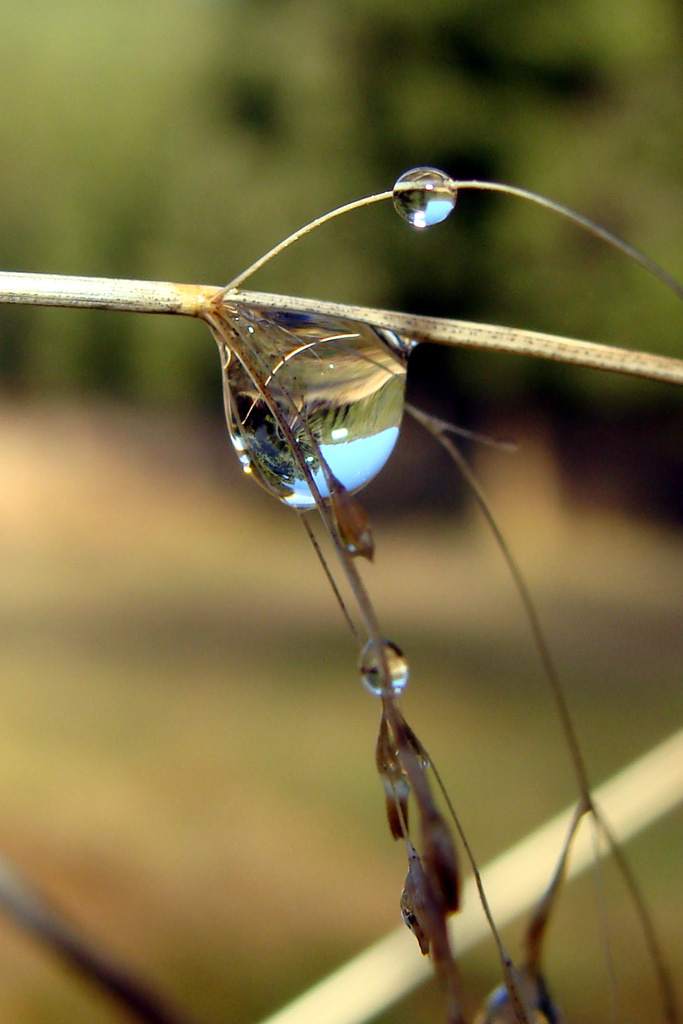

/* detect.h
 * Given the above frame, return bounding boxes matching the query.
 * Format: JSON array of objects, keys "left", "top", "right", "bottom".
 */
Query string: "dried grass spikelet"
[
  {"left": 375, "top": 709, "right": 410, "bottom": 839},
  {"left": 420, "top": 805, "right": 461, "bottom": 915},
  {"left": 401, "top": 840, "right": 431, "bottom": 955},
  {"left": 328, "top": 477, "right": 375, "bottom": 560},
  {"left": 390, "top": 706, "right": 461, "bottom": 917},
  {"left": 377, "top": 699, "right": 465, "bottom": 1024}
]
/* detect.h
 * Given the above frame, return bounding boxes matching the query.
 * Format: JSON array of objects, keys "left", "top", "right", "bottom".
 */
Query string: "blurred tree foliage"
[{"left": 0, "top": 0, "right": 681, "bottom": 420}]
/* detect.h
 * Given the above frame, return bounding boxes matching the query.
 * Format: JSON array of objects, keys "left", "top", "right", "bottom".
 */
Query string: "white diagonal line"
[{"left": 257, "top": 727, "right": 683, "bottom": 1024}]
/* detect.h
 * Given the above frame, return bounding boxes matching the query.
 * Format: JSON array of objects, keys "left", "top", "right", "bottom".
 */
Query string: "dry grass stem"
[
  {"left": 0, "top": 271, "right": 681, "bottom": 386},
  {"left": 0, "top": 854, "right": 196, "bottom": 1024}
]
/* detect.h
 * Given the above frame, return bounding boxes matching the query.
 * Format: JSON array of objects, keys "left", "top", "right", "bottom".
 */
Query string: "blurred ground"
[{"left": 0, "top": 401, "right": 679, "bottom": 1024}]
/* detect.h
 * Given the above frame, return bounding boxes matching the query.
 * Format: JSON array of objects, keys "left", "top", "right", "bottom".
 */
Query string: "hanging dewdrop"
[
  {"left": 393, "top": 167, "right": 457, "bottom": 228},
  {"left": 212, "top": 304, "right": 411, "bottom": 509},
  {"left": 359, "top": 638, "right": 410, "bottom": 697}
]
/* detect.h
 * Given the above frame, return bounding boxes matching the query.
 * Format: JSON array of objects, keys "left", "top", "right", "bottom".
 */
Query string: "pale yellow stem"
[{"left": 0, "top": 272, "right": 681, "bottom": 387}]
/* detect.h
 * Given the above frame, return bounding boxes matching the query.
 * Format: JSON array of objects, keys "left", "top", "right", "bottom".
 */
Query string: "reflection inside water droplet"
[
  {"left": 218, "top": 305, "right": 413, "bottom": 508},
  {"left": 360, "top": 639, "right": 409, "bottom": 696},
  {"left": 393, "top": 167, "right": 456, "bottom": 229}
]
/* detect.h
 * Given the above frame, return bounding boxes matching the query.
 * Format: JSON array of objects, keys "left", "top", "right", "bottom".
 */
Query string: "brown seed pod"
[{"left": 400, "top": 841, "right": 431, "bottom": 956}]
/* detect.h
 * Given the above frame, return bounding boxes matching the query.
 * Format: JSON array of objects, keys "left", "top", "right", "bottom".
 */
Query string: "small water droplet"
[
  {"left": 475, "top": 974, "right": 561, "bottom": 1024},
  {"left": 219, "top": 306, "right": 411, "bottom": 509},
  {"left": 360, "top": 639, "right": 409, "bottom": 696},
  {"left": 393, "top": 167, "right": 456, "bottom": 229}
]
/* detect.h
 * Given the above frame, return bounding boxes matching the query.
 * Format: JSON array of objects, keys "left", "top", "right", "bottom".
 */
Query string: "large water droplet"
[
  {"left": 360, "top": 639, "right": 409, "bottom": 696},
  {"left": 218, "top": 305, "right": 411, "bottom": 508},
  {"left": 393, "top": 167, "right": 456, "bottom": 229}
]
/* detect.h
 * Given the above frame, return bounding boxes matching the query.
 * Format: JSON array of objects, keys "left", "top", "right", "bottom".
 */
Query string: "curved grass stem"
[{"left": 408, "top": 402, "right": 679, "bottom": 1024}]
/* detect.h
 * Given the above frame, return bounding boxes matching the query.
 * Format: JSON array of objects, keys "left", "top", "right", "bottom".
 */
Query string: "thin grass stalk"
[
  {"left": 407, "top": 402, "right": 678, "bottom": 1023},
  {"left": 0, "top": 857, "right": 196, "bottom": 1024}
]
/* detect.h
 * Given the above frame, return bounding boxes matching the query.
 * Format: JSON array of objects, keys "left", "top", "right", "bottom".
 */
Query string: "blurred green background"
[{"left": 0, "top": 1, "right": 680, "bottom": 1023}]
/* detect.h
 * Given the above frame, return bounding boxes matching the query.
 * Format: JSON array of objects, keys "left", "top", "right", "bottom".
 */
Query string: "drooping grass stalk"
[
  {"left": 451, "top": 180, "right": 683, "bottom": 301},
  {"left": 407, "top": 402, "right": 678, "bottom": 1024}
]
